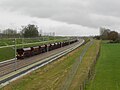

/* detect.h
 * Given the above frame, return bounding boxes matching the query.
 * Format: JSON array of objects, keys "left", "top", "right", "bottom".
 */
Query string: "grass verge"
[
  {"left": 86, "top": 42, "right": 120, "bottom": 90},
  {"left": 69, "top": 40, "right": 100, "bottom": 90}
]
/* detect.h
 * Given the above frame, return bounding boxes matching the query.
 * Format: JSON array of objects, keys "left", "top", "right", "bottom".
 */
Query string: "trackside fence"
[
  {"left": 61, "top": 40, "right": 94, "bottom": 90},
  {"left": 60, "top": 40, "right": 101, "bottom": 90},
  {"left": 79, "top": 41, "right": 101, "bottom": 90}
]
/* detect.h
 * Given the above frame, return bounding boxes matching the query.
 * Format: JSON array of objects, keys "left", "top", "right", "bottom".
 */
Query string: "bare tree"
[{"left": 3, "top": 28, "right": 17, "bottom": 35}]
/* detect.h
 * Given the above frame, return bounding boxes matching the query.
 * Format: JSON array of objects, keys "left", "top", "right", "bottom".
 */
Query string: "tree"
[
  {"left": 100, "top": 27, "right": 111, "bottom": 40},
  {"left": 108, "top": 31, "right": 118, "bottom": 41},
  {"left": 2, "top": 28, "right": 17, "bottom": 38},
  {"left": 94, "top": 35, "right": 100, "bottom": 40},
  {"left": 3, "top": 28, "right": 17, "bottom": 35},
  {"left": 21, "top": 24, "right": 39, "bottom": 38}
]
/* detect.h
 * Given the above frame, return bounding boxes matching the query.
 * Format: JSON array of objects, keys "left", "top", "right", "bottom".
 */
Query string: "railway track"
[{"left": 0, "top": 39, "right": 84, "bottom": 88}]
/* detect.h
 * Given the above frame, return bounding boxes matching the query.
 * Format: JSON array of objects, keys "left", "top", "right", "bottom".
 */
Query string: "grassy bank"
[
  {"left": 69, "top": 40, "right": 100, "bottom": 90},
  {"left": 86, "top": 42, "right": 120, "bottom": 90},
  {"left": 0, "top": 47, "right": 14, "bottom": 62},
  {"left": 1, "top": 40, "right": 87, "bottom": 90}
]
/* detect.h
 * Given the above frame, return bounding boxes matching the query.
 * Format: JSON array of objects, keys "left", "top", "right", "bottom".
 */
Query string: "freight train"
[{"left": 17, "top": 39, "right": 78, "bottom": 59}]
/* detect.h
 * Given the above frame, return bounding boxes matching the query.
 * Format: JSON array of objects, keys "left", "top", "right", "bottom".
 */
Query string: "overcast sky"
[{"left": 0, "top": 0, "right": 120, "bottom": 36}]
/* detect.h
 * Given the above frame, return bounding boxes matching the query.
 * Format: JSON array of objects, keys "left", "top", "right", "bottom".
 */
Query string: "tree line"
[
  {"left": 94, "top": 27, "right": 120, "bottom": 43},
  {"left": 0, "top": 24, "right": 39, "bottom": 38}
]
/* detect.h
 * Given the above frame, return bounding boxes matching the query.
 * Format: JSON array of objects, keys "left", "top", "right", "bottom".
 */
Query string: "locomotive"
[{"left": 17, "top": 39, "right": 78, "bottom": 59}]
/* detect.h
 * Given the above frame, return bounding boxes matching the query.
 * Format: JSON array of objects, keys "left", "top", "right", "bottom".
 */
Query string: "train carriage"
[
  {"left": 17, "top": 39, "right": 78, "bottom": 59},
  {"left": 17, "top": 47, "right": 32, "bottom": 59},
  {"left": 31, "top": 46, "right": 40, "bottom": 55},
  {"left": 40, "top": 45, "right": 47, "bottom": 53}
]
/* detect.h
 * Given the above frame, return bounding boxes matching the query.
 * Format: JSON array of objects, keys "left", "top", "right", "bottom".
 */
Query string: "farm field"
[
  {"left": 0, "top": 37, "right": 67, "bottom": 62},
  {"left": 1, "top": 40, "right": 100, "bottom": 90},
  {"left": 86, "top": 42, "right": 120, "bottom": 90}
]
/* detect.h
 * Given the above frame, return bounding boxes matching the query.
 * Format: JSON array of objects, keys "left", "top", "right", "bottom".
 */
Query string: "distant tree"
[
  {"left": 3, "top": 28, "right": 17, "bottom": 35},
  {"left": 108, "top": 31, "right": 118, "bottom": 41},
  {"left": 94, "top": 35, "right": 100, "bottom": 40},
  {"left": 100, "top": 28, "right": 111, "bottom": 40},
  {"left": 100, "top": 27, "right": 106, "bottom": 36},
  {"left": 21, "top": 24, "right": 39, "bottom": 38}
]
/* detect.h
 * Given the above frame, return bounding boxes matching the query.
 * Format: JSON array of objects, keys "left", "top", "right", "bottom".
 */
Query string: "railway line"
[{"left": 0, "top": 39, "right": 84, "bottom": 88}]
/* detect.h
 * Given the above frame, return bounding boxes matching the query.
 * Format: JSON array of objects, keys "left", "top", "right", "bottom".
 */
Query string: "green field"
[
  {"left": 86, "top": 42, "right": 120, "bottom": 90},
  {"left": 0, "top": 36, "right": 65, "bottom": 46}
]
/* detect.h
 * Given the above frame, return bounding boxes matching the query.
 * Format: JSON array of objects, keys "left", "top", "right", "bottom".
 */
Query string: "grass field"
[
  {"left": 86, "top": 42, "right": 120, "bottom": 90},
  {"left": 0, "top": 36, "right": 65, "bottom": 46},
  {"left": 0, "top": 37, "right": 47, "bottom": 46},
  {"left": 1, "top": 40, "right": 87, "bottom": 90},
  {"left": 0, "top": 47, "right": 14, "bottom": 62}
]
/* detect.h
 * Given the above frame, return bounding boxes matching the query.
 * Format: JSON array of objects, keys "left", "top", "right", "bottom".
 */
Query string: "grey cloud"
[
  {"left": 1, "top": 0, "right": 120, "bottom": 29},
  {"left": 90, "top": 0, "right": 120, "bottom": 17}
]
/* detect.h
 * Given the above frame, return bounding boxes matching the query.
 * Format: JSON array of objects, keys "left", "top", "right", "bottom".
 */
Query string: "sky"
[{"left": 0, "top": 0, "right": 120, "bottom": 36}]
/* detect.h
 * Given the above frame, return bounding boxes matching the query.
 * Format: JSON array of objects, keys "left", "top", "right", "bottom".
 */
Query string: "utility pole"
[
  {"left": 53, "top": 32, "right": 55, "bottom": 42},
  {"left": 68, "top": 37, "right": 70, "bottom": 45},
  {"left": 14, "top": 38, "right": 17, "bottom": 71},
  {"left": 47, "top": 45, "right": 49, "bottom": 52},
  {"left": 61, "top": 42, "right": 62, "bottom": 47}
]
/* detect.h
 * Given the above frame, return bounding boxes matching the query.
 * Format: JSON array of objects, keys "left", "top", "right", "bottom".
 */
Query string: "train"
[{"left": 17, "top": 39, "right": 78, "bottom": 59}]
